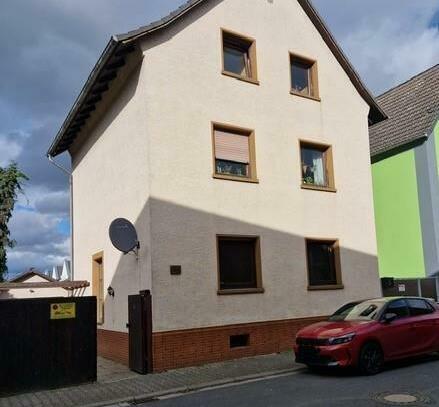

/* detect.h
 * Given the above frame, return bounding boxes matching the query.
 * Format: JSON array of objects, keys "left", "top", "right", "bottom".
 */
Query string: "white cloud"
[
  {"left": 7, "top": 208, "right": 69, "bottom": 275},
  {"left": 0, "top": 131, "right": 28, "bottom": 166},
  {"left": 7, "top": 250, "right": 68, "bottom": 275},
  {"left": 16, "top": 186, "right": 69, "bottom": 217},
  {"left": 342, "top": 18, "right": 439, "bottom": 94},
  {"left": 312, "top": 0, "right": 439, "bottom": 94}
]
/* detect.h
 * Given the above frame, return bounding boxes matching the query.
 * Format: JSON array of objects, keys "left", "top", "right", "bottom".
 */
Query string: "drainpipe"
[{"left": 47, "top": 154, "right": 74, "bottom": 281}]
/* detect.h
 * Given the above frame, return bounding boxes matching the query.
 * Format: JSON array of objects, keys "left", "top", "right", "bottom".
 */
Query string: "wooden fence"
[{"left": 0, "top": 296, "right": 96, "bottom": 394}]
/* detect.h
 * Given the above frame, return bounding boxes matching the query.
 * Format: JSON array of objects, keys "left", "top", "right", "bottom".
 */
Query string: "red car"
[{"left": 294, "top": 297, "right": 439, "bottom": 374}]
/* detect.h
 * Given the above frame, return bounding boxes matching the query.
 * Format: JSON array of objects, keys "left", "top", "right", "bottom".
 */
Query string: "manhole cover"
[
  {"left": 374, "top": 392, "right": 433, "bottom": 405},
  {"left": 384, "top": 394, "right": 418, "bottom": 404}
]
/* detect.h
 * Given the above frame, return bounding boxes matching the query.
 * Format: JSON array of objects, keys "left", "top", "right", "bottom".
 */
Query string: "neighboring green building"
[{"left": 370, "top": 64, "right": 439, "bottom": 279}]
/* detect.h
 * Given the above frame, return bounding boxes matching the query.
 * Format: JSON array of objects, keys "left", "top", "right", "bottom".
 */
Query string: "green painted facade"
[{"left": 372, "top": 149, "right": 425, "bottom": 278}]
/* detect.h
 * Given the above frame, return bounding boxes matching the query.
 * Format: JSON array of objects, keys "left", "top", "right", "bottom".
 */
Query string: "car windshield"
[{"left": 329, "top": 300, "right": 386, "bottom": 321}]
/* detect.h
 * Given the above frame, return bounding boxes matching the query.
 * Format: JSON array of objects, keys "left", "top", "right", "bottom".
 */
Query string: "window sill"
[
  {"left": 301, "top": 184, "right": 337, "bottom": 193},
  {"left": 308, "top": 284, "right": 344, "bottom": 291},
  {"left": 214, "top": 174, "right": 259, "bottom": 184},
  {"left": 218, "top": 288, "right": 265, "bottom": 295},
  {"left": 222, "top": 70, "right": 260, "bottom": 85},
  {"left": 290, "top": 90, "right": 321, "bottom": 102}
]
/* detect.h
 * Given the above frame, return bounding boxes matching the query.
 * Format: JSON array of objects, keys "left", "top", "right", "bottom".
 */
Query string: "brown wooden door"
[
  {"left": 420, "top": 278, "right": 438, "bottom": 301},
  {"left": 128, "top": 290, "right": 153, "bottom": 374}
]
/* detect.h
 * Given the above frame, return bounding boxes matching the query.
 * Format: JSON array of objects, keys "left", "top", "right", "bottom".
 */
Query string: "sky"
[{"left": 1, "top": 0, "right": 438, "bottom": 277}]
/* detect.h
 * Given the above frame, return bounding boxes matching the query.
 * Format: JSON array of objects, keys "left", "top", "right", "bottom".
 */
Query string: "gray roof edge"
[
  {"left": 376, "top": 64, "right": 439, "bottom": 101},
  {"left": 115, "top": 0, "right": 386, "bottom": 123},
  {"left": 371, "top": 112, "right": 439, "bottom": 159},
  {"left": 47, "top": 37, "right": 120, "bottom": 157},
  {"left": 371, "top": 135, "right": 429, "bottom": 161},
  {"left": 296, "top": 0, "right": 386, "bottom": 124},
  {"left": 48, "top": 0, "right": 387, "bottom": 157},
  {"left": 10, "top": 269, "right": 55, "bottom": 283},
  {"left": 114, "top": 0, "right": 206, "bottom": 42}
]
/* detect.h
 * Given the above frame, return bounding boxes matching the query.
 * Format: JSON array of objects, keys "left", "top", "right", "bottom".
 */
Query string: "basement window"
[{"left": 230, "top": 334, "right": 250, "bottom": 348}]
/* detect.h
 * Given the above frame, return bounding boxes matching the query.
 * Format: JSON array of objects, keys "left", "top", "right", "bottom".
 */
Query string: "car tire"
[
  {"left": 306, "top": 365, "right": 322, "bottom": 373},
  {"left": 358, "top": 342, "right": 384, "bottom": 375}
]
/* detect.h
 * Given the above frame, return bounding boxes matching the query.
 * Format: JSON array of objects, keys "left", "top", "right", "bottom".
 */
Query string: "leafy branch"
[{"left": 0, "top": 163, "right": 28, "bottom": 281}]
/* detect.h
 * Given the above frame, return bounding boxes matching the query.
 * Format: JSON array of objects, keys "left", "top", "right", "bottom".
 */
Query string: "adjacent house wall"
[
  {"left": 0, "top": 275, "right": 69, "bottom": 299},
  {"left": 415, "top": 124, "right": 439, "bottom": 276},
  {"left": 372, "top": 120, "right": 439, "bottom": 279},
  {"left": 372, "top": 149, "right": 425, "bottom": 278},
  {"left": 435, "top": 121, "right": 439, "bottom": 176}
]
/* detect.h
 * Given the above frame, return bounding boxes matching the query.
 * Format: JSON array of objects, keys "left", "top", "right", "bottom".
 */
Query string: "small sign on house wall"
[
  {"left": 50, "top": 303, "right": 76, "bottom": 319},
  {"left": 398, "top": 284, "right": 406, "bottom": 293}
]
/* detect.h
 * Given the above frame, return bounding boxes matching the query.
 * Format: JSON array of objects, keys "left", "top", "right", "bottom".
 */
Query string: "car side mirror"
[{"left": 382, "top": 313, "right": 397, "bottom": 324}]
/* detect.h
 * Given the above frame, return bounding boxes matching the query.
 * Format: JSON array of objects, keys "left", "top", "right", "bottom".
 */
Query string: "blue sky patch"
[
  {"left": 429, "top": 9, "right": 439, "bottom": 29},
  {"left": 57, "top": 218, "right": 70, "bottom": 236}
]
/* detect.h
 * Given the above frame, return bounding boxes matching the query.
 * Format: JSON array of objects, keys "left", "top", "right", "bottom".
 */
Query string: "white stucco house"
[{"left": 48, "top": 0, "right": 386, "bottom": 372}]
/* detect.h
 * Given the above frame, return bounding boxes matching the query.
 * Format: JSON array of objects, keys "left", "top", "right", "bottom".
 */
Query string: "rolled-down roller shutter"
[{"left": 214, "top": 129, "right": 249, "bottom": 163}]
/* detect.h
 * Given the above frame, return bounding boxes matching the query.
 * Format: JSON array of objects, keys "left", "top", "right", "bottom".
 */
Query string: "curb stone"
[{"left": 81, "top": 366, "right": 304, "bottom": 407}]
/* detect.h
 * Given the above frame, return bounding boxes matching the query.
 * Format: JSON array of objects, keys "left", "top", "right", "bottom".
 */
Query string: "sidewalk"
[{"left": 0, "top": 352, "right": 302, "bottom": 407}]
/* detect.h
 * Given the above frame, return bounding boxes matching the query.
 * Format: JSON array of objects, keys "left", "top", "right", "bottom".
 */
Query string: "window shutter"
[{"left": 214, "top": 130, "right": 250, "bottom": 163}]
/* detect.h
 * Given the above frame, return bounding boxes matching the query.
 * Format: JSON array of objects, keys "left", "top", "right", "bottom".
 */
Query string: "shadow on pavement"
[{"left": 298, "top": 353, "right": 439, "bottom": 378}]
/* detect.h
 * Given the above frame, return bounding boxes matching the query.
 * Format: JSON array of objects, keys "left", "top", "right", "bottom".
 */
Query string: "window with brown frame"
[
  {"left": 306, "top": 239, "right": 343, "bottom": 289},
  {"left": 92, "top": 252, "right": 104, "bottom": 324},
  {"left": 222, "top": 30, "right": 258, "bottom": 82},
  {"left": 212, "top": 124, "right": 257, "bottom": 182},
  {"left": 290, "top": 54, "right": 319, "bottom": 99},
  {"left": 217, "top": 236, "right": 263, "bottom": 294},
  {"left": 300, "top": 141, "right": 335, "bottom": 191}
]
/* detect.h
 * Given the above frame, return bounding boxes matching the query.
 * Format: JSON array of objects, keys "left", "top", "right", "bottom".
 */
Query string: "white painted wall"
[{"left": 71, "top": 0, "right": 381, "bottom": 334}]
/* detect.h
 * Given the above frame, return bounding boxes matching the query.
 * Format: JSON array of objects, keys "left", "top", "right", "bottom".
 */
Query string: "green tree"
[{"left": 0, "top": 163, "right": 28, "bottom": 281}]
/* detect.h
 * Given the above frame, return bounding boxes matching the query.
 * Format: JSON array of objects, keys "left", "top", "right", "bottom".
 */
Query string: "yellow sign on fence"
[{"left": 50, "top": 303, "right": 76, "bottom": 320}]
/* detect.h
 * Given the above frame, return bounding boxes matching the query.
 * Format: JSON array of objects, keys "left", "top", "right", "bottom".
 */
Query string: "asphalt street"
[{"left": 142, "top": 354, "right": 439, "bottom": 406}]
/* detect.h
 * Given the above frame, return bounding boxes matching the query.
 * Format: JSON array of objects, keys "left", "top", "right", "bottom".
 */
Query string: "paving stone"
[{"left": 0, "top": 352, "right": 300, "bottom": 407}]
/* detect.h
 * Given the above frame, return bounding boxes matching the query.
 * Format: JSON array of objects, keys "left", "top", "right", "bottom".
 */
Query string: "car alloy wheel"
[{"left": 359, "top": 342, "right": 384, "bottom": 375}]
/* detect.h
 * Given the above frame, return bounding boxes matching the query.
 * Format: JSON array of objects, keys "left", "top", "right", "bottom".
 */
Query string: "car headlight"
[{"left": 327, "top": 333, "right": 356, "bottom": 345}]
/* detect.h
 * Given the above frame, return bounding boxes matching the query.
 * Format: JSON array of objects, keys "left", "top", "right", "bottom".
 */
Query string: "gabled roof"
[
  {"left": 370, "top": 64, "right": 439, "bottom": 159},
  {"left": 47, "top": 0, "right": 386, "bottom": 157},
  {"left": 9, "top": 269, "right": 55, "bottom": 283}
]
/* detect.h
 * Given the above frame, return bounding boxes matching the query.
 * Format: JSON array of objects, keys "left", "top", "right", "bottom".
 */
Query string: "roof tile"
[{"left": 370, "top": 64, "right": 439, "bottom": 157}]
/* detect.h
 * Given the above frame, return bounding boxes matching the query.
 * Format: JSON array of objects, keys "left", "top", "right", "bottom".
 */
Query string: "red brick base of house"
[
  {"left": 97, "top": 316, "right": 326, "bottom": 372},
  {"left": 97, "top": 329, "right": 129, "bottom": 366}
]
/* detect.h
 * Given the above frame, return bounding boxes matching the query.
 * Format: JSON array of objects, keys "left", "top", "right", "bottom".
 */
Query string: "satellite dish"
[{"left": 109, "top": 218, "right": 139, "bottom": 254}]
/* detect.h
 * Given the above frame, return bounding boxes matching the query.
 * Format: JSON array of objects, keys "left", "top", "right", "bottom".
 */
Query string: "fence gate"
[
  {"left": 128, "top": 290, "right": 153, "bottom": 374},
  {"left": 0, "top": 296, "right": 96, "bottom": 395},
  {"left": 381, "top": 277, "right": 438, "bottom": 300}
]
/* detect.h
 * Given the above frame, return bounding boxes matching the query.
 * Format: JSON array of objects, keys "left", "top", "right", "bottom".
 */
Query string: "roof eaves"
[
  {"left": 47, "top": 37, "right": 121, "bottom": 157},
  {"left": 10, "top": 270, "right": 55, "bottom": 283},
  {"left": 371, "top": 135, "right": 428, "bottom": 163},
  {"left": 376, "top": 64, "right": 439, "bottom": 100},
  {"left": 114, "top": 0, "right": 206, "bottom": 42},
  {"left": 116, "top": 0, "right": 387, "bottom": 124},
  {"left": 48, "top": 0, "right": 387, "bottom": 156}
]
